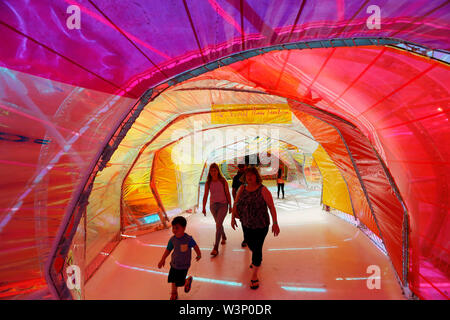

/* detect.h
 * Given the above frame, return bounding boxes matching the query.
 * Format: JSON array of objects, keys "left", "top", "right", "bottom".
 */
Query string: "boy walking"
[{"left": 158, "top": 216, "right": 201, "bottom": 300}]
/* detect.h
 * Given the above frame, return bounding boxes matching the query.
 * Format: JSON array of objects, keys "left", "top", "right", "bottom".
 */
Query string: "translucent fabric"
[{"left": 0, "top": 67, "right": 135, "bottom": 298}]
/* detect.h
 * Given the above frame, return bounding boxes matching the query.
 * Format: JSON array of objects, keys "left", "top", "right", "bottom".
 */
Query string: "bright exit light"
[{"left": 281, "top": 286, "right": 327, "bottom": 293}]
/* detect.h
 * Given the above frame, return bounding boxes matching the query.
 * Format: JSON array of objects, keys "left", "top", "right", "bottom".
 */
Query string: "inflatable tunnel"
[{"left": 0, "top": 1, "right": 448, "bottom": 300}]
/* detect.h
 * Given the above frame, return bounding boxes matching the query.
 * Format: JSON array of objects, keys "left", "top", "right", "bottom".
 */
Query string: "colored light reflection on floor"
[
  {"left": 281, "top": 286, "right": 327, "bottom": 293},
  {"left": 138, "top": 243, "right": 166, "bottom": 248},
  {"left": 192, "top": 276, "right": 242, "bottom": 287},
  {"left": 116, "top": 261, "right": 242, "bottom": 287},
  {"left": 116, "top": 261, "right": 168, "bottom": 276}
]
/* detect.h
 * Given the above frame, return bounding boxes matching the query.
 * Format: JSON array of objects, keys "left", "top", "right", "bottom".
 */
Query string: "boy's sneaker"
[{"left": 184, "top": 276, "right": 193, "bottom": 293}]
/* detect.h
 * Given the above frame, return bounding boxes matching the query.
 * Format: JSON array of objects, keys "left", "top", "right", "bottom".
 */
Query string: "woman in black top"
[{"left": 231, "top": 167, "right": 280, "bottom": 289}]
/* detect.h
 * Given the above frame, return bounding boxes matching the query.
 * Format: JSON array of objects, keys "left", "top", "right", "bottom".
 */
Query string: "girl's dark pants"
[{"left": 242, "top": 225, "right": 269, "bottom": 267}]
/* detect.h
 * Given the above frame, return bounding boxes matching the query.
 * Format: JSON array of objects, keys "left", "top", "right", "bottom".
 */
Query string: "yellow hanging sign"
[{"left": 211, "top": 104, "right": 292, "bottom": 124}]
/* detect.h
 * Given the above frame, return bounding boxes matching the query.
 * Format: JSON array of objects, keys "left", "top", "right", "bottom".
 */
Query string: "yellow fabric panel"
[
  {"left": 313, "top": 145, "right": 353, "bottom": 215},
  {"left": 153, "top": 146, "right": 179, "bottom": 211},
  {"left": 122, "top": 151, "right": 159, "bottom": 221}
]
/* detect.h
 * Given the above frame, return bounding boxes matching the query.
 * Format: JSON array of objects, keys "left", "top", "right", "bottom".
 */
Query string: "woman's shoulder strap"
[{"left": 258, "top": 184, "right": 266, "bottom": 194}]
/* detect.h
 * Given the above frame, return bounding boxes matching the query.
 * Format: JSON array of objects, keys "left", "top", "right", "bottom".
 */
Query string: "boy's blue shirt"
[{"left": 166, "top": 232, "right": 197, "bottom": 270}]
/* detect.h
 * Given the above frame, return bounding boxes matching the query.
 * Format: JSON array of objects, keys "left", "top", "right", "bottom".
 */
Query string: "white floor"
[{"left": 85, "top": 188, "right": 405, "bottom": 300}]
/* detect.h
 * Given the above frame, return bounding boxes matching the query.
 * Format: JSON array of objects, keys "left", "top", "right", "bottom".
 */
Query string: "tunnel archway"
[{"left": 47, "top": 45, "right": 449, "bottom": 300}]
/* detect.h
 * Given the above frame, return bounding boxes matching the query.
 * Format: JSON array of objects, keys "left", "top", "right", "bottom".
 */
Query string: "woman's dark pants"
[{"left": 242, "top": 225, "right": 269, "bottom": 267}]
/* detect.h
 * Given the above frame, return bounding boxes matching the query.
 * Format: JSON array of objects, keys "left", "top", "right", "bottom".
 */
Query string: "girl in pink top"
[{"left": 202, "top": 163, "right": 232, "bottom": 256}]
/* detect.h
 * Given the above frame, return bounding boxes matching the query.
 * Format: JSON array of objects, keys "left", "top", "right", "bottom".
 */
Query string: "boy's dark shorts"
[{"left": 168, "top": 267, "right": 188, "bottom": 287}]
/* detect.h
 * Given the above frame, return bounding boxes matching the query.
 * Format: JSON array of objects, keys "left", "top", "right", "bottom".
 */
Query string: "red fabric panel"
[
  {"left": 294, "top": 111, "right": 379, "bottom": 236},
  {"left": 291, "top": 101, "right": 405, "bottom": 284}
]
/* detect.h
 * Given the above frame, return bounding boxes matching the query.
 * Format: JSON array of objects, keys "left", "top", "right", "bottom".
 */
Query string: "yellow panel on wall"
[
  {"left": 153, "top": 145, "right": 180, "bottom": 211},
  {"left": 313, "top": 145, "right": 353, "bottom": 215}
]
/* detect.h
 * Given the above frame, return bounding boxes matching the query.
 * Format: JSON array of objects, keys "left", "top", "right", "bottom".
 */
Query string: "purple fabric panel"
[{"left": 0, "top": 0, "right": 449, "bottom": 100}]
